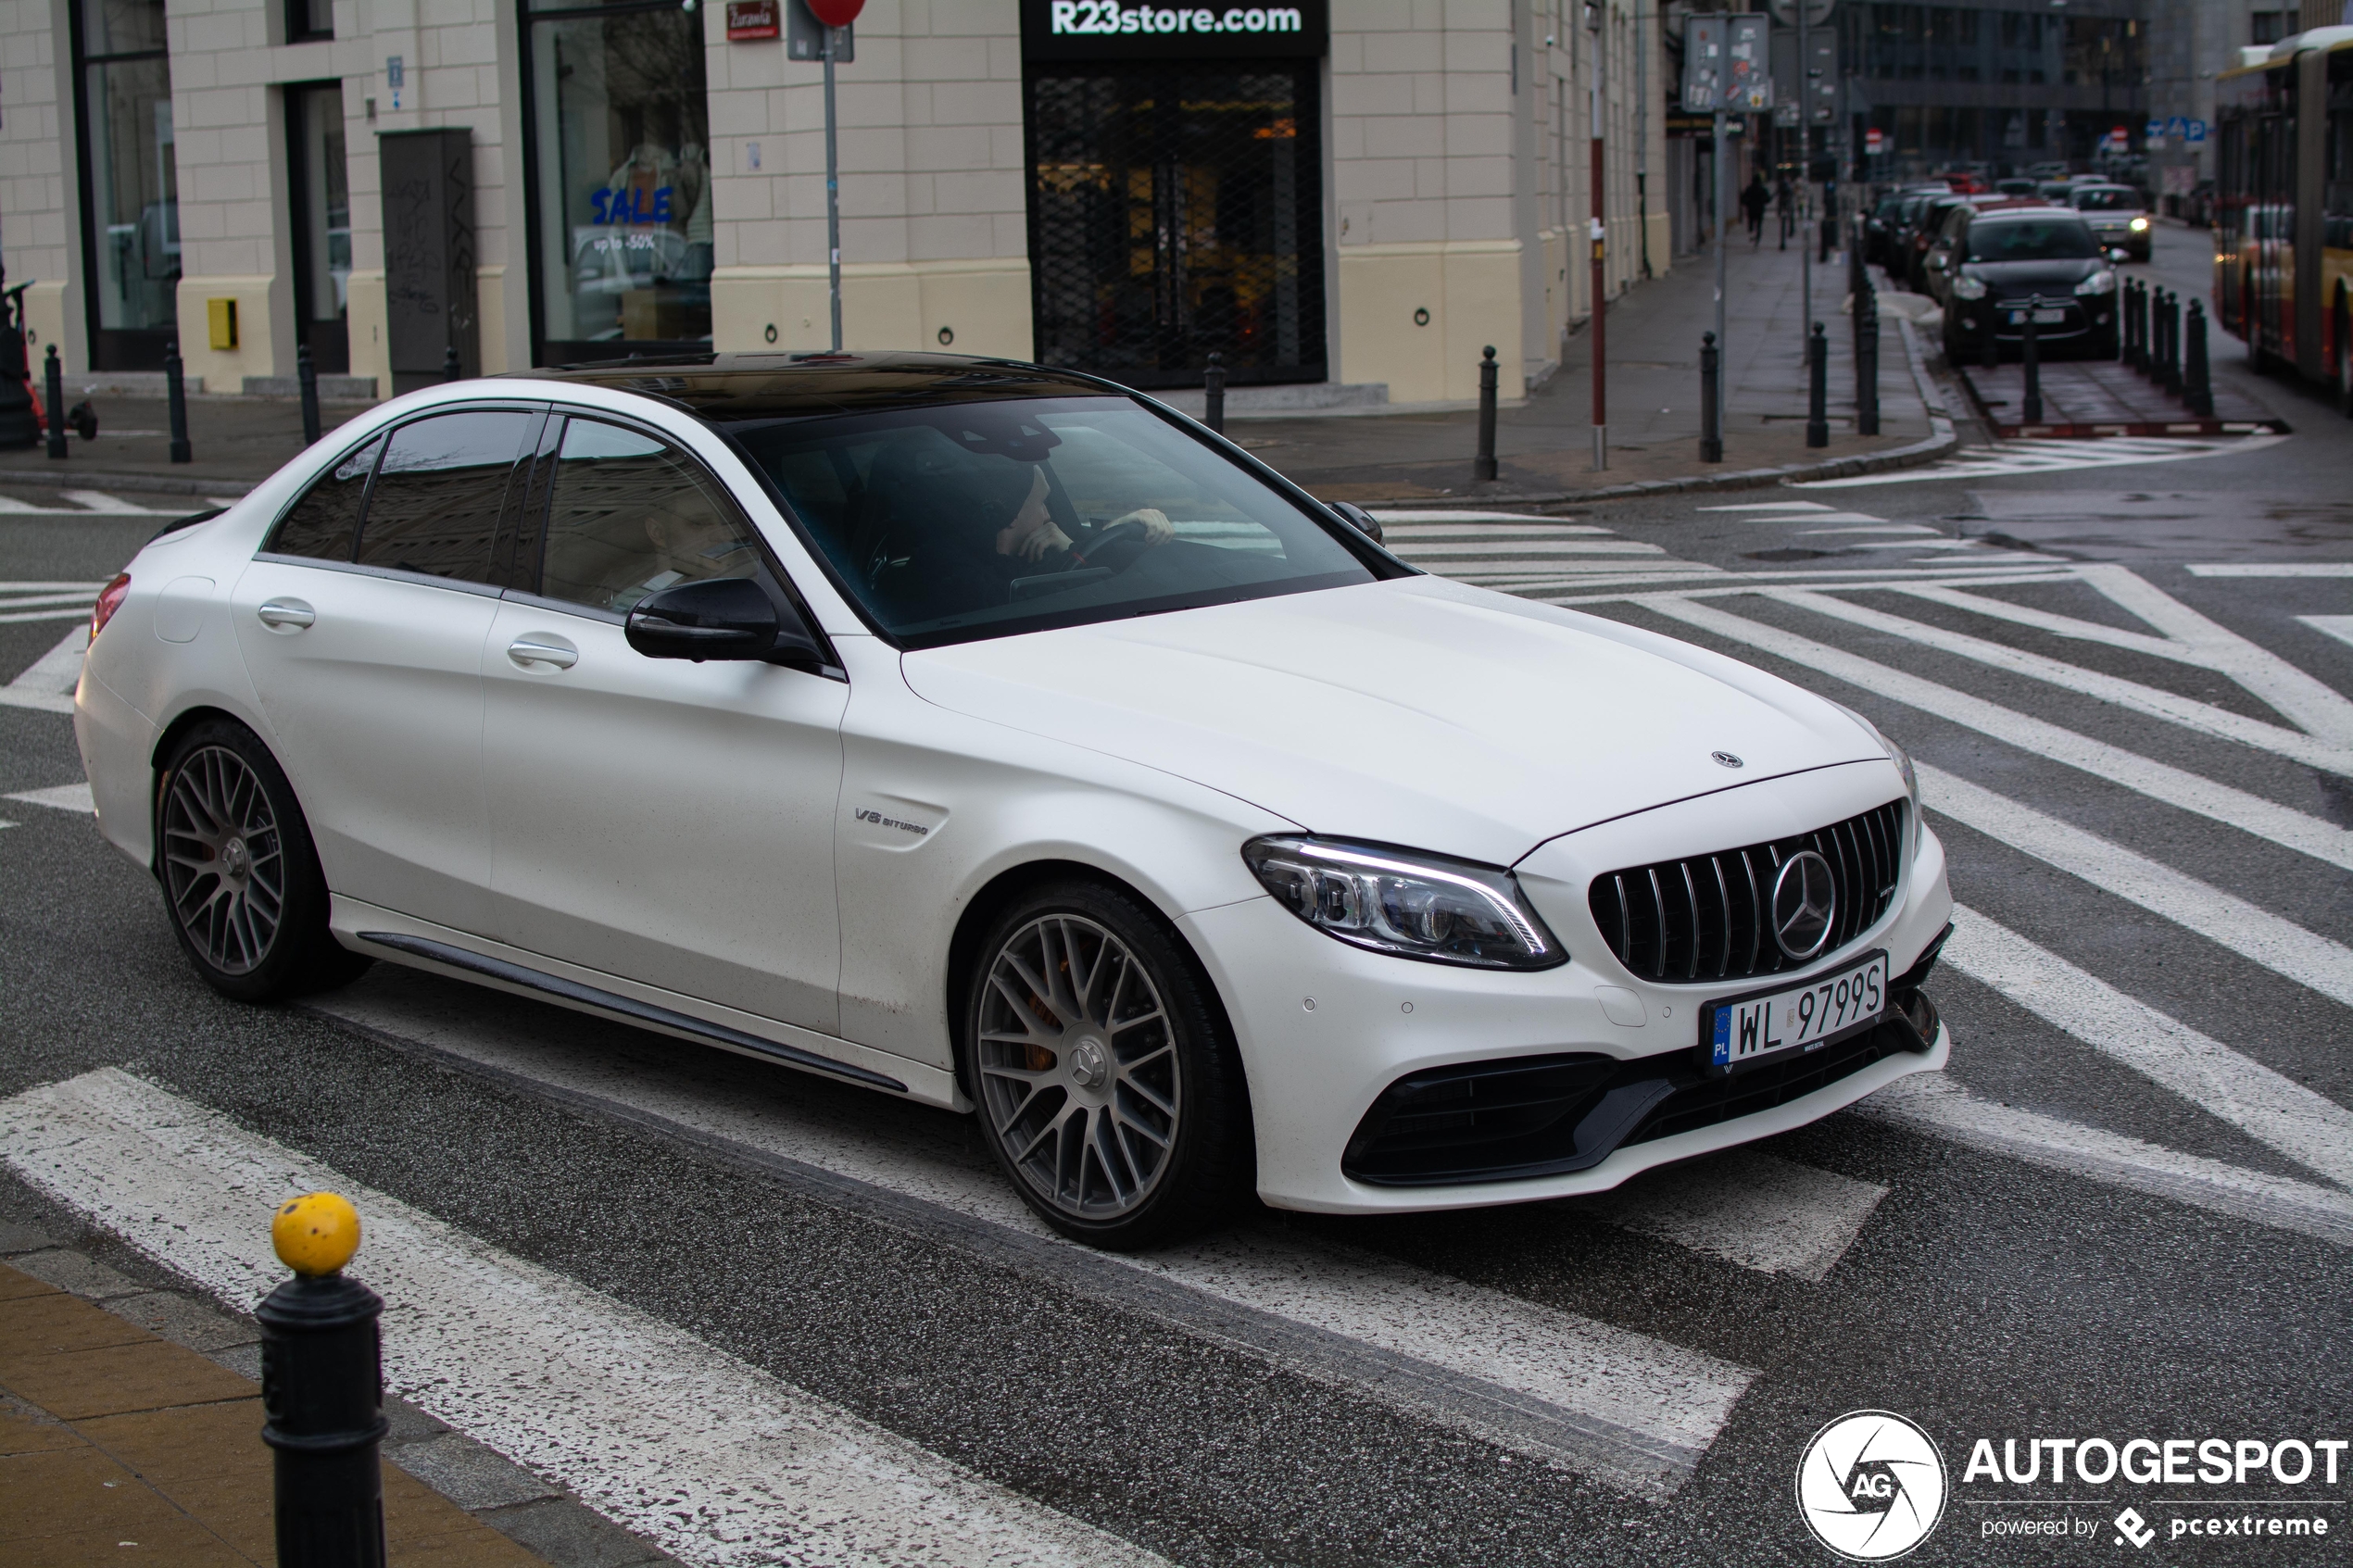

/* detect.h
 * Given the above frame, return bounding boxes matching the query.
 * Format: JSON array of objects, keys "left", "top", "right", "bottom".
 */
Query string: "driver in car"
[
  {"left": 609, "top": 499, "right": 756, "bottom": 612},
  {"left": 994, "top": 464, "right": 1176, "bottom": 565}
]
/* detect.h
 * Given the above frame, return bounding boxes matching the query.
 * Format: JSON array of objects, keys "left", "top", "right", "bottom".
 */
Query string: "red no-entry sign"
[{"left": 805, "top": 0, "right": 862, "bottom": 24}]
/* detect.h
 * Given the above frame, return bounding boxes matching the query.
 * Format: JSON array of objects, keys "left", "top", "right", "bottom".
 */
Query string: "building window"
[
  {"left": 2250, "top": 12, "right": 2287, "bottom": 46},
  {"left": 523, "top": 0, "right": 711, "bottom": 361},
  {"left": 71, "top": 0, "right": 177, "bottom": 370},
  {"left": 288, "top": 0, "right": 332, "bottom": 44},
  {"left": 286, "top": 82, "right": 350, "bottom": 372}
]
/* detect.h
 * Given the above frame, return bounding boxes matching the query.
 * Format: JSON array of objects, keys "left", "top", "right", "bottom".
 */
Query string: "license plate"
[
  {"left": 1705, "top": 952, "right": 1889, "bottom": 1072},
  {"left": 2007, "top": 307, "right": 2067, "bottom": 324}
]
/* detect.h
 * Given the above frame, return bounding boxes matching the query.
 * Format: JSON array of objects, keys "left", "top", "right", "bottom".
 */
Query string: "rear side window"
[
  {"left": 352, "top": 411, "right": 534, "bottom": 583},
  {"left": 535, "top": 418, "right": 760, "bottom": 613},
  {"left": 266, "top": 435, "right": 383, "bottom": 560}
]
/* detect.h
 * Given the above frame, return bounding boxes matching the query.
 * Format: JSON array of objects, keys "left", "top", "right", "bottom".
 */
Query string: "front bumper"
[
  {"left": 1185, "top": 765, "right": 1955, "bottom": 1214},
  {"left": 1950, "top": 295, "right": 2114, "bottom": 347}
]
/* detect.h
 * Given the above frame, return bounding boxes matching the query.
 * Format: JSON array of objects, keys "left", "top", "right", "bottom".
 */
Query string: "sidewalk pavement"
[
  {"left": 0, "top": 1218, "right": 672, "bottom": 1567},
  {"left": 0, "top": 238, "right": 1949, "bottom": 506}
]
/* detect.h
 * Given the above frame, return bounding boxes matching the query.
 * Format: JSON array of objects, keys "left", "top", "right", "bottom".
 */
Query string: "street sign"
[
  {"left": 2145, "top": 119, "right": 2165, "bottom": 142},
  {"left": 786, "top": 0, "right": 853, "bottom": 59},
  {"left": 2167, "top": 116, "right": 2189, "bottom": 138},
  {"left": 1865, "top": 127, "right": 1884, "bottom": 157},
  {"left": 725, "top": 0, "right": 779, "bottom": 40},
  {"left": 2186, "top": 119, "right": 2208, "bottom": 144},
  {"left": 1680, "top": 14, "right": 1771, "bottom": 113}
]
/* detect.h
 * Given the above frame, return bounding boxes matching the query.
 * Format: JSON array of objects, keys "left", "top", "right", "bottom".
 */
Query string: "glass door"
[
  {"left": 1026, "top": 60, "right": 1326, "bottom": 390},
  {"left": 72, "top": 0, "right": 178, "bottom": 370},
  {"left": 286, "top": 82, "right": 352, "bottom": 374}
]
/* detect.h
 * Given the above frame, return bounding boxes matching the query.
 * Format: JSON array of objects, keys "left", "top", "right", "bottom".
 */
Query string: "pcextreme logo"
[{"left": 1796, "top": 1410, "right": 1950, "bottom": 1561}]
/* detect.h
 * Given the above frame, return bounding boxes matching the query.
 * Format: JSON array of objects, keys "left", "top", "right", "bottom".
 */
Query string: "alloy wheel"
[
  {"left": 161, "top": 745, "right": 286, "bottom": 975},
  {"left": 975, "top": 913, "right": 1180, "bottom": 1222}
]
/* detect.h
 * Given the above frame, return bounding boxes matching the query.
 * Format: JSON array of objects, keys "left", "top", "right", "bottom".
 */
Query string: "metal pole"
[
  {"left": 1855, "top": 270, "right": 1880, "bottom": 436},
  {"left": 1700, "top": 332, "right": 1722, "bottom": 462},
  {"left": 259, "top": 1196, "right": 386, "bottom": 1568},
  {"left": 44, "top": 343, "right": 68, "bottom": 459},
  {"left": 1798, "top": 0, "right": 1810, "bottom": 365},
  {"left": 2185, "top": 299, "right": 2213, "bottom": 417},
  {"left": 2021, "top": 299, "right": 2043, "bottom": 425},
  {"left": 824, "top": 26, "right": 843, "bottom": 353},
  {"left": 1202, "top": 350, "right": 1226, "bottom": 434},
  {"left": 1634, "top": 0, "right": 1651, "bottom": 280},
  {"left": 164, "top": 343, "right": 191, "bottom": 464},
  {"left": 1475, "top": 345, "right": 1498, "bottom": 483},
  {"left": 1713, "top": 108, "right": 1728, "bottom": 456},
  {"left": 297, "top": 343, "right": 321, "bottom": 446},
  {"left": 1806, "top": 320, "right": 1829, "bottom": 447},
  {"left": 1591, "top": 26, "right": 1606, "bottom": 471}
]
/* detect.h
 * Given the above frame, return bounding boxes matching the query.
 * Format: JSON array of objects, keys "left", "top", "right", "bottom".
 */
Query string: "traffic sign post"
[
  {"left": 1681, "top": 13, "right": 1769, "bottom": 464},
  {"left": 793, "top": 0, "right": 865, "bottom": 351}
]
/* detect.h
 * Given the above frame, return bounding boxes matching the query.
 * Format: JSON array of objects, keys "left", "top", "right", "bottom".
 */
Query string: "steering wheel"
[{"left": 1064, "top": 517, "right": 1156, "bottom": 575}]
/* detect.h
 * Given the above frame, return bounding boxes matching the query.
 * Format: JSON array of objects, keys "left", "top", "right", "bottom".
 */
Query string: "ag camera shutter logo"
[{"left": 1796, "top": 1410, "right": 1949, "bottom": 1561}]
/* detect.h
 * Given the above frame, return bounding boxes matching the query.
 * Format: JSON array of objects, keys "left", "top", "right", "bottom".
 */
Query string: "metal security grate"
[
  {"left": 1586, "top": 800, "right": 1909, "bottom": 985},
  {"left": 1025, "top": 62, "right": 1327, "bottom": 390}
]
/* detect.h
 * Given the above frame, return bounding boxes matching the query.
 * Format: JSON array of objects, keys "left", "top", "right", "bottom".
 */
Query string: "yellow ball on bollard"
[{"left": 271, "top": 1192, "right": 361, "bottom": 1276}]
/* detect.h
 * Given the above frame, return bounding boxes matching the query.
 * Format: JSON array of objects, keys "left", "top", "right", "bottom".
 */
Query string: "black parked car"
[{"left": 1939, "top": 211, "right": 2120, "bottom": 363}]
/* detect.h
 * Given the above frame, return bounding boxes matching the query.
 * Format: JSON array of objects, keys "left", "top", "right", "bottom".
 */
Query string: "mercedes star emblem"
[
  {"left": 1770, "top": 849, "right": 1837, "bottom": 960},
  {"left": 1712, "top": 751, "right": 1744, "bottom": 769}
]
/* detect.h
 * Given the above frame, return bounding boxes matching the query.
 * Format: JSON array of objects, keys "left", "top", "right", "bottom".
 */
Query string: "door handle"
[
  {"left": 256, "top": 598, "right": 314, "bottom": 630},
  {"left": 507, "top": 634, "right": 579, "bottom": 670}
]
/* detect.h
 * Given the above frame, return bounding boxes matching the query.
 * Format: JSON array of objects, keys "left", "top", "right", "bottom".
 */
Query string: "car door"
[
  {"left": 478, "top": 411, "right": 849, "bottom": 1034},
  {"left": 232, "top": 406, "right": 539, "bottom": 935}
]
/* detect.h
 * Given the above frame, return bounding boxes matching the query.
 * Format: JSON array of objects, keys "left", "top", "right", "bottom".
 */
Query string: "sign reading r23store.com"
[{"left": 1022, "top": 0, "right": 1327, "bottom": 59}]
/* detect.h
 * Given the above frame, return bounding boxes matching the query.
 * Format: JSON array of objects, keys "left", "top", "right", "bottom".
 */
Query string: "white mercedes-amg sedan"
[{"left": 75, "top": 352, "right": 1954, "bottom": 1248}]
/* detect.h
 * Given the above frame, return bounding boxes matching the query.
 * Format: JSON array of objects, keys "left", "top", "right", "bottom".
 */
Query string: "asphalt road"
[{"left": 1, "top": 219, "right": 2347, "bottom": 1567}]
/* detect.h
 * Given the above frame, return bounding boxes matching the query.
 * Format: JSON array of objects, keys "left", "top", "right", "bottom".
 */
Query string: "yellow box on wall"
[{"left": 207, "top": 298, "right": 239, "bottom": 351}]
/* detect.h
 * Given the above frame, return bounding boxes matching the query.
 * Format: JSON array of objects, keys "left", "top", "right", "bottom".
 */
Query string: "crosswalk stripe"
[
  {"left": 1388, "top": 541, "right": 1667, "bottom": 558},
  {"left": 1919, "top": 763, "right": 2353, "bottom": 1012},
  {"left": 0, "top": 1068, "right": 1177, "bottom": 1568},
  {"left": 1640, "top": 596, "right": 2353, "bottom": 868},
  {"left": 2186, "top": 564, "right": 2353, "bottom": 578},
  {"left": 2304, "top": 616, "right": 2353, "bottom": 651},
  {"left": 2077, "top": 563, "right": 2353, "bottom": 746},
  {"left": 7, "top": 626, "right": 86, "bottom": 694},
  {"left": 1767, "top": 585, "right": 2353, "bottom": 780},
  {"left": 1856, "top": 1074, "right": 2353, "bottom": 1249},
  {"left": 3, "top": 783, "right": 95, "bottom": 814},
  {"left": 1891, "top": 583, "right": 2197, "bottom": 665},
  {"left": 1565, "top": 1149, "right": 1887, "bottom": 1282},
  {"left": 306, "top": 982, "right": 1756, "bottom": 1493},
  {"left": 1942, "top": 908, "right": 2353, "bottom": 1192},
  {"left": 1796, "top": 434, "right": 2291, "bottom": 488}
]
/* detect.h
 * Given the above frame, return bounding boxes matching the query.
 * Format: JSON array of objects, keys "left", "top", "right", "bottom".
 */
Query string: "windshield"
[
  {"left": 725, "top": 396, "right": 1387, "bottom": 647},
  {"left": 2071, "top": 188, "right": 2141, "bottom": 212},
  {"left": 1966, "top": 220, "right": 2101, "bottom": 262}
]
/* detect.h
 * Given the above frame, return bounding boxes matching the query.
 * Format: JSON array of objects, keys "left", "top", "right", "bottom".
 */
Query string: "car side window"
[
  {"left": 351, "top": 410, "right": 535, "bottom": 584},
  {"left": 535, "top": 417, "right": 761, "bottom": 614},
  {"left": 264, "top": 434, "right": 384, "bottom": 560}
]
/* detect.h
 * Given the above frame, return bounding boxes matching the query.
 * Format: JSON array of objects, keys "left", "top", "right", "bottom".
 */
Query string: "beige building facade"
[{"left": 3, "top": 0, "right": 1665, "bottom": 408}]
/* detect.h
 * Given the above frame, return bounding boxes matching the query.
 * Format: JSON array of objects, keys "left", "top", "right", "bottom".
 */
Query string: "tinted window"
[
  {"left": 266, "top": 434, "right": 382, "bottom": 560},
  {"left": 2071, "top": 188, "right": 2140, "bottom": 211},
  {"left": 536, "top": 418, "right": 761, "bottom": 613},
  {"left": 1966, "top": 220, "right": 2101, "bottom": 262},
  {"left": 732, "top": 396, "right": 1382, "bottom": 646},
  {"left": 352, "top": 411, "right": 532, "bottom": 583}
]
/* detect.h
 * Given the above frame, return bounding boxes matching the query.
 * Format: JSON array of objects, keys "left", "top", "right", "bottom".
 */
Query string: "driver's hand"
[
  {"left": 1013, "top": 518, "right": 1074, "bottom": 560},
  {"left": 1109, "top": 507, "right": 1175, "bottom": 546}
]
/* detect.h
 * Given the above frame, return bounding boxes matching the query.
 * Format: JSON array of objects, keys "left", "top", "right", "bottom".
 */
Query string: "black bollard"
[
  {"left": 1474, "top": 345, "right": 1497, "bottom": 483},
  {"left": 2122, "top": 281, "right": 2138, "bottom": 370},
  {"left": 2168, "top": 293, "right": 2186, "bottom": 397},
  {"left": 259, "top": 1195, "right": 387, "bottom": 1568},
  {"left": 2155, "top": 290, "right": 2174, "bottom": 395},
  {"left": 2021, "top": 301, "right": 2043, "bottom": 425},
  {"left": 1202, "top": 351, "right": 1226, "bottom": 435},
  {"left": 297, "top": 343, "right": 322, "bottom": 446},
  {"left": 1806, "top": 321, "right": 1830, "bottom": 448},
  {"left": 44, "top": 344, "right": 68, "bottom": 459},
  {"left": 1856, "top": 278, "right": 1881, "bottom": 437},
  {"left": 165, "top": 344, "right": 192, "bottom": 463},
  {"left": 442, "top": 345, "right": 461, "bottom": 383},
  {"left": 1699, "top": 332, "right": 1722, "bottom": 463},
  {"left": 2184, "top": 299, "right": 2214, "bottom": 417}
]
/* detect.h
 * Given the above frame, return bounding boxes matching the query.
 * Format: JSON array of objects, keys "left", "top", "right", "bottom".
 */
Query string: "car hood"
[
  {"left": 1966, "top": 257, "right": 2102, "bottom": 294},
  {"left": 898, "top": 576, "right": 1882, "bottom": 866}
]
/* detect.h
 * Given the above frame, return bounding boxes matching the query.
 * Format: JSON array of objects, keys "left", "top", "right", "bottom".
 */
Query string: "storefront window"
[
  {"left": 287, "top": 83, "right": 352, "bottom": 372},
  {"left": 526, "top": 2, "right": 712, "bottom": 360},
  {"left": 75, "top": 0, "right": 178, "bottom": 367}
]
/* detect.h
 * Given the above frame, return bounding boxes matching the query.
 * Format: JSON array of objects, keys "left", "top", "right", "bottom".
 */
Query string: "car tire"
[
  {"left": 155, "top": 719, "right": 370, "bottom": 1003},
  {"left": 963, "top": 878, "right": 1252, "bottom": 1249}
]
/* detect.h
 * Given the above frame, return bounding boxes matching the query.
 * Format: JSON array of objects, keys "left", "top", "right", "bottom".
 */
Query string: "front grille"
[{"left": 1587, "top": 799, "right": 1907, "bottom": 985}]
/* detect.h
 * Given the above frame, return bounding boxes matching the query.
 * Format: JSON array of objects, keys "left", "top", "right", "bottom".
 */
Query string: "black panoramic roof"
[{"left": 497, "top": 350, "right": 1125, "bottom": 422}]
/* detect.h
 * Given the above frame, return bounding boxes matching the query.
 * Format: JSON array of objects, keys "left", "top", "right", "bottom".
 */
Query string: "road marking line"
[
  {"left": 1368, "top": 509, "right": 1604, "bottom": 524},
  {"left": 1943, "top": 907, "right": 2353, "bottom": 1192},
  {"left": 1388, "top": 541, "right": 1668, "bottom": 557},
  {"left": 2303, "top": 616, "right": 2353, "bottom": 651},
  {"left": 0, "top": 690, "right": 76, "bottom": 713},
  {"left": 2187, "top": 564, "right": 2353, "bottom": 578},
  {"left": 1694, "top": 501, "right": 1836, "bottom": 512},
  {"left": 1376, "top": 522, "right": 1618, "bottom": 537},
  {"left": 57, "top": 490, "right": 163, "bottom": 514},
  {"left": 0, "top": 1069, "right": 1176, "bottom": 1568},
  {"left": 1796, "top": 434, "right": 2290, "bottom": 488},
  {"left": 1800, "top": 524, "right": 1940, "bottom": 536},
  {"left": 2075, "top": 563, "right": 2353, "bottom": 746},
  {"left": 1566, "top": 1149, "right": 1887, "bottom": 1281},
  {"left": 1855, "top": 1075, "right": 2353, "bottom": 1248},
  {"left": 305, "top": 980, "right": 1757, "bottom": 1492},
  {"left": 1918, "top": 763, "right": 2353, "bottom": 1012},
  {"left": 0, "top": 608, "right": 100, "bottom": 625},
  {"left": 1763, "top": 586, "right": 2353, "bottom": 780},
  {"left": 0, "top": 580, "right": 110, "bottom": 591},
  {"left": 1890, "top": 583, "right": 2198, "bottom": 665},
  {"left": 1640, "top": 596, "right": 2353, "bottom": 867},
  {"left": 8, "top": 625, "right": 87, "bottom": 696},
  {"left": 4, "top": 783, "right": 94, "bottom": 813}
]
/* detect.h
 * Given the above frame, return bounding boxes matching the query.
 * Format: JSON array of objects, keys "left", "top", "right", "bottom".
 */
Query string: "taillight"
[{"left": 92, "top": 571, "right": 132, "bottom": 640}]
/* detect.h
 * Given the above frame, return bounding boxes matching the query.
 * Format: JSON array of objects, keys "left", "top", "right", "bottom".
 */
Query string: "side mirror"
[
  {"left": 1330, "top": 500, "right": 1384, "bottom": 544},
  {"left": 625, "top": 577, "right": 824, "bottom": 671}
]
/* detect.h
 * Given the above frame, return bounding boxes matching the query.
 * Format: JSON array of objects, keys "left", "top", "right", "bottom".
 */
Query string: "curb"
[
  {"left": 1349, "top": 315, "right": 1961, "bottom": 510},
  {"left": 0, "top": 465, "right": 259, "bottom": 498}
]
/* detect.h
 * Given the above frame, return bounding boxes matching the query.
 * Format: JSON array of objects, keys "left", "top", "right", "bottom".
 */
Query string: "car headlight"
[
  {"left": 1241, "top": 836, "right": 1567, "bottom": 970},
  {"left": 2076, "top": 269, "right": 2118, "bottom": 295},
  {"left": 2130, "top": 217, "right": 2149, "bottom": 232},
  {"left": 1950, "top": 274, "right": 1988, "bottom": 299}
]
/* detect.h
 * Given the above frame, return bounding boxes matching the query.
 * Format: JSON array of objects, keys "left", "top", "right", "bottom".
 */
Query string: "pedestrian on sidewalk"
[
  {"left": 1743, "top": 173, "right": 1770, "bottom": 248},
  {"left": 1775, "top": 174, "right": 1795, "bottom": 249}
]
